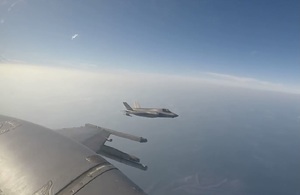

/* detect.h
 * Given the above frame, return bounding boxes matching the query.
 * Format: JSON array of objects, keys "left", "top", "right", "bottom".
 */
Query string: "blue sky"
[{"left": 0, "top": 0, "right": 299, "bottom": 85}]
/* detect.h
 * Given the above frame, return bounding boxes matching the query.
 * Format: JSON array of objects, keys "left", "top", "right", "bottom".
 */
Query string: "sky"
[{"left": 0, "top": 0, "right": 299, "bottom": 87}]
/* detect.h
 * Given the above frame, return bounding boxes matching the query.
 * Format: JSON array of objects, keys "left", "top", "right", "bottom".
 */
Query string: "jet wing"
[
  {"left": 57, "top": 124, "right": 148, "bottom": 170},
  {"left": 146, "top": 111, "right": 158, "bottom": 115},
  {"left": 0, "top": 115, "right": 147, "bottom": 195}
]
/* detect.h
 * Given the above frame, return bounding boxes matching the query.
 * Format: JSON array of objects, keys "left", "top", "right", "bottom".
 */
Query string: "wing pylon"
[{"left": 57, "top": 124, "right": 148, "bottom": 170}]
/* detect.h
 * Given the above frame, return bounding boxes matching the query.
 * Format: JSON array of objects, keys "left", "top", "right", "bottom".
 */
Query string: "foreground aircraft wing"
[
  {"left": 0, "top": 114, "right": 147, "bottom": 195},
  {"left": 57, "top": 124, "right": 148, "bottom": 170}
]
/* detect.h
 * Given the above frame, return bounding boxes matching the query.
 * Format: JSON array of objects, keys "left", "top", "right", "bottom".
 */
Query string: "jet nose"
[{"left": 173, "top": 114, "right": 179, "bottom": 118}]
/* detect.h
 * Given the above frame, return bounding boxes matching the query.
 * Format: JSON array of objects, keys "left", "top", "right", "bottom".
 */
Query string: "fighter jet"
[
  {"left": 123, "top": 102, "right": 178, "bottom": 118},
  {"left": 0, "top": 114, "right": 147, "bottom": 195}
]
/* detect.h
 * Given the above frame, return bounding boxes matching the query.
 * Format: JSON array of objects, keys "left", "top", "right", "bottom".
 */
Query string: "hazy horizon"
[{"left": 1, "top": 64, "right": 300, "bottom": 194}]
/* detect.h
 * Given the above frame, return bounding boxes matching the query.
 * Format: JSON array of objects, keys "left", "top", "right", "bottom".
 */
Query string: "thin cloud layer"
[
  {"left": 0, "top": 63, "right": 299, "bottom": 129},
  {"left": 1, "top": 64, "right": 299, "bottom": 95},
  {"left": 7, "top": 0, "right": 18, "bottom": 12},
  {"left": 204, "top": 72, "right": 300, "bottom": 94}
]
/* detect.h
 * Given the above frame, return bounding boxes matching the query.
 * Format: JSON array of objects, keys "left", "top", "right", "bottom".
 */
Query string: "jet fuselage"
[{"left": 123, "top": 102, "right": 178, "bottom": 118}]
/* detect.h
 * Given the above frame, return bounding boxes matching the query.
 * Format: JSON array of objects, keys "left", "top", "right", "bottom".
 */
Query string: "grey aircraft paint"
[
  {"left": 0, "top": 114, "right": 147, "bottom": 195},
  {"left": 123, "top": 102, "right": 178, "bottom": 118}
]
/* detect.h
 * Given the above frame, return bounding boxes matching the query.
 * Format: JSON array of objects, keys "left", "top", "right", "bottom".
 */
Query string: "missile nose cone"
[{"left": 140, "top": 137, "right": 148, "bottom": 143}]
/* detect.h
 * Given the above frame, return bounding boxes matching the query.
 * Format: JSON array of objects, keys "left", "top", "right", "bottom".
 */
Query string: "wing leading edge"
[{"left": 57, "top": 124, "right": 148, "bottom": 170}]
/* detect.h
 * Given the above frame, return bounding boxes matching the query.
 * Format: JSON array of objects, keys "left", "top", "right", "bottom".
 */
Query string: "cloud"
[
  {"left": 0, "top": 56, "right": 27, "bottom": 64},
  {"left": 4, "top": 64, "right": 300, "bottom": 93},
  {"left": 0, "top": 63, "right": 299, "bottom": 129},
  {"left": 7, "top": 1, "right": 17, "bottom": 12},
  {"left": 71, "top": 34, "right": 78, "bottom": 40},
  {"left": 206, "top": 72, "right": 272, "bottom": 85},
  {"left": 204, "top": 72, "right": 300, "bottom": 94},
  {"left": 0, "top": 55, "right": 8, "bottom": 62},
  {"left": 0, "top": 19, "right": 4, "bottom": 24},
  {"left": 3, "top": 61, "right": 296, "bottom": 96}
]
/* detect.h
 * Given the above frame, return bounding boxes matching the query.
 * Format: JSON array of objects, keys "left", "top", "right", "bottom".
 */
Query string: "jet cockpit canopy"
[{"left": 162, "top": 109, "right": 171, "bottom": 113}]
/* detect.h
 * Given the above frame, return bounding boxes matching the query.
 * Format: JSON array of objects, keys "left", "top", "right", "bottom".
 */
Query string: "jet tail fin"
[{"left": 123, "top": 102, "right": 133, "bottom": 111}]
